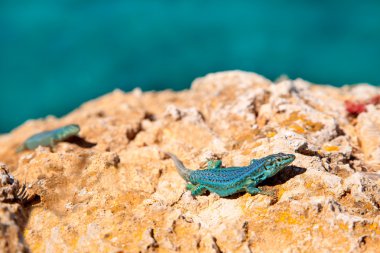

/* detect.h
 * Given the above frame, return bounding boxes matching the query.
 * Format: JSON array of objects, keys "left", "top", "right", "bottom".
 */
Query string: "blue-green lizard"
[
  {"left": 166, "top": 152, "right": 295, "bottom": 197},
  {"left": 17, "top": 124, "right": 80, "bottom": 152}
]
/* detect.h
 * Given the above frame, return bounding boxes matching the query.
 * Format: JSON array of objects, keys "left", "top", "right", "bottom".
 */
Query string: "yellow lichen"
[
  {"left": 275, "top": 211, "right": 302, "bottom": 225},
  {"left": 29, "top": 241, "right": 42, "bottom": 252},
  {"left": 277, "top": 187, "right": 286, "bottom": 199},
  {"left": 338, "top": 222, "right": 349, "bottom": 231},
  {"left": 303, "top": 118, "right": 324, "bottom": 132},
  {"left": 266, "top": 131, "right": 277, "bottom": 138},
  {"left": 132, "top": 226, "right": 150, "bottom": 242},
  {"left": 68, "top": 236, "right": 79, "bottom": 247},
  {"left": 86, "top": 206, "right": 98, "bottom": 216},
  {"left": 369, "top": 223, "right": 380, "bottom": 234},
  {"left": 323, "top": 145, "right": 340, "bottom": 152},
  {"left": 304, "top": 181, "right": 313, "bottom": 189},
  {"left": 210, "top": 98, "right": 219, "bottom": 109},
  {"left": 289, "top": 123, "right": 305, "bottom": 134},
  {"left": 281, "top": 111, "right": 324, "bottom": 134}
]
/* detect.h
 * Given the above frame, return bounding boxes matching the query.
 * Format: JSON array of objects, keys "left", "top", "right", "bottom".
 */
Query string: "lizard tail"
[
  {"left": 16, "top": 145, "right": 25, "bottom": 153},
  {"left": 165, "top": 152, "right": 191, "bottom": 181}
]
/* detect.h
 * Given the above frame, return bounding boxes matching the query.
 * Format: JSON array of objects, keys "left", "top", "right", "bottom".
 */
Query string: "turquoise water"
[{"left": 1, "top": 1, "right": 380, "bottom": 133}]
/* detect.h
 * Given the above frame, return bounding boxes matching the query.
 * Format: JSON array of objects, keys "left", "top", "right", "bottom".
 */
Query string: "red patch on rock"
[{"left": 345, "top": 94, "right": 380, "bottom": 116}]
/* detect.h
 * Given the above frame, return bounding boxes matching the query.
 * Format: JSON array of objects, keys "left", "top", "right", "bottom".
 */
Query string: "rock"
[
  {"left": 0, "top": 71, "right": 379, "bottom": 252},
  {"left": 0, "top": 165, "right": 28, "bottom": 253},
  {"left": 344, "top": 172, "right": 380, "bottom": 210},
  {"left": 356, "top": 106, "right": 380, "bottom": 168}
]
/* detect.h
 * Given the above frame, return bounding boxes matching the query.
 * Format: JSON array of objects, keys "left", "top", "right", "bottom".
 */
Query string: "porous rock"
[
  {"left": 0, "top": 164, "right": 28, "bottom": 253},
  {"left": 0, "top": 71, "right": 379, "bottom": 252}
]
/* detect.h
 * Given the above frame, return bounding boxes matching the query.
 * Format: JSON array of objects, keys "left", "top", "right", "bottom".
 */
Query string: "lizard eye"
[{"left": 264, "top": 161, "right": 273, "bottom": 170}]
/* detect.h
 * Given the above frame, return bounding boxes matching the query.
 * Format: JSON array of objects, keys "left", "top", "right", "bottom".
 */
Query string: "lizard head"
[
  {"left": 54, "top": 124, "right": 80, "bottom": 140},
  {"left": 262, "top": 153, "right": 295, "bottom": 177},
  {"left": 63, "top": 124, "right": 80, "bottom": 135}
]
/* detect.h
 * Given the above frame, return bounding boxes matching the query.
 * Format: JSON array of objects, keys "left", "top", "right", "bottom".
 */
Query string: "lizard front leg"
[
  {"left": 246, "top": 184, "right": 274, "bottom": 197},
  {"left": 49, "top": 138, "right": 58, "bottom": 148}
]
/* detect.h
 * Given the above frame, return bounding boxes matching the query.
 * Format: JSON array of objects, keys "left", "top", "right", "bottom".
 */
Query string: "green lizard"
[
  {"left": 166, "top": 152, "right": 295, "bottom": 197},
  {"left": 17, "top": 124, "right": 80, "bottom": 152}
]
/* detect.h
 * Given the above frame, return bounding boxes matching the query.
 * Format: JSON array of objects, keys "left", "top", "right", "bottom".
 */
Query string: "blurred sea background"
[{"left": 1, "top": 0, "right": 380, "bottom": 133}]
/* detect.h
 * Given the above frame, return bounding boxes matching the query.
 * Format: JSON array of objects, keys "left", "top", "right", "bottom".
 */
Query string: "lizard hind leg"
[
  {"left": 188, "top": 184, "right": 207, "bottom": 196},
  {"left": 186, "top": 183, "right": 195, "bottom": 190}
]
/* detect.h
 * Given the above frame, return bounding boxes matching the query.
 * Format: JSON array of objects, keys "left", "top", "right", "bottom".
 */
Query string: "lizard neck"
[{"left": 247, "top": 163, "right": 267, "bottom": 181}]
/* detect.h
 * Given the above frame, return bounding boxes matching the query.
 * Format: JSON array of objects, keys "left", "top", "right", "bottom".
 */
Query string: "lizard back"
[{"left": 189, "top": 160, "right": 267, "bottom": 187}]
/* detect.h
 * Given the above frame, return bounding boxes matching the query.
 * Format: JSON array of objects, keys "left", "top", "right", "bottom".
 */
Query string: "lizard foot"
[
  {"left": 246, "top": 184, "right": 275, "bottom": 197},
  {"left": 189, "top": 185, "right": 207, "bottom": 196}
]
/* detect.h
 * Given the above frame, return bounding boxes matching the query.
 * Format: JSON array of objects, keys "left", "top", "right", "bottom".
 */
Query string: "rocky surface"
[
  {"left": 0, "top": 71, "right": 379, "bottom": 252},
  {"left": 0, "top": 164, "right": 29, "bottom": 253}
]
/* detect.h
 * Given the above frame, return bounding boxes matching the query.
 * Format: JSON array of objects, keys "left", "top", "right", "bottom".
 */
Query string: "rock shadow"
[
  {"left": 65, "top": 136, "right": 97, "bottom": 148},
  {"left": 260, "top": 165, "right": 306, "bottom": 186},
  {"left": 224, "top": 165, "right": 306, "bottom": 200}
]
